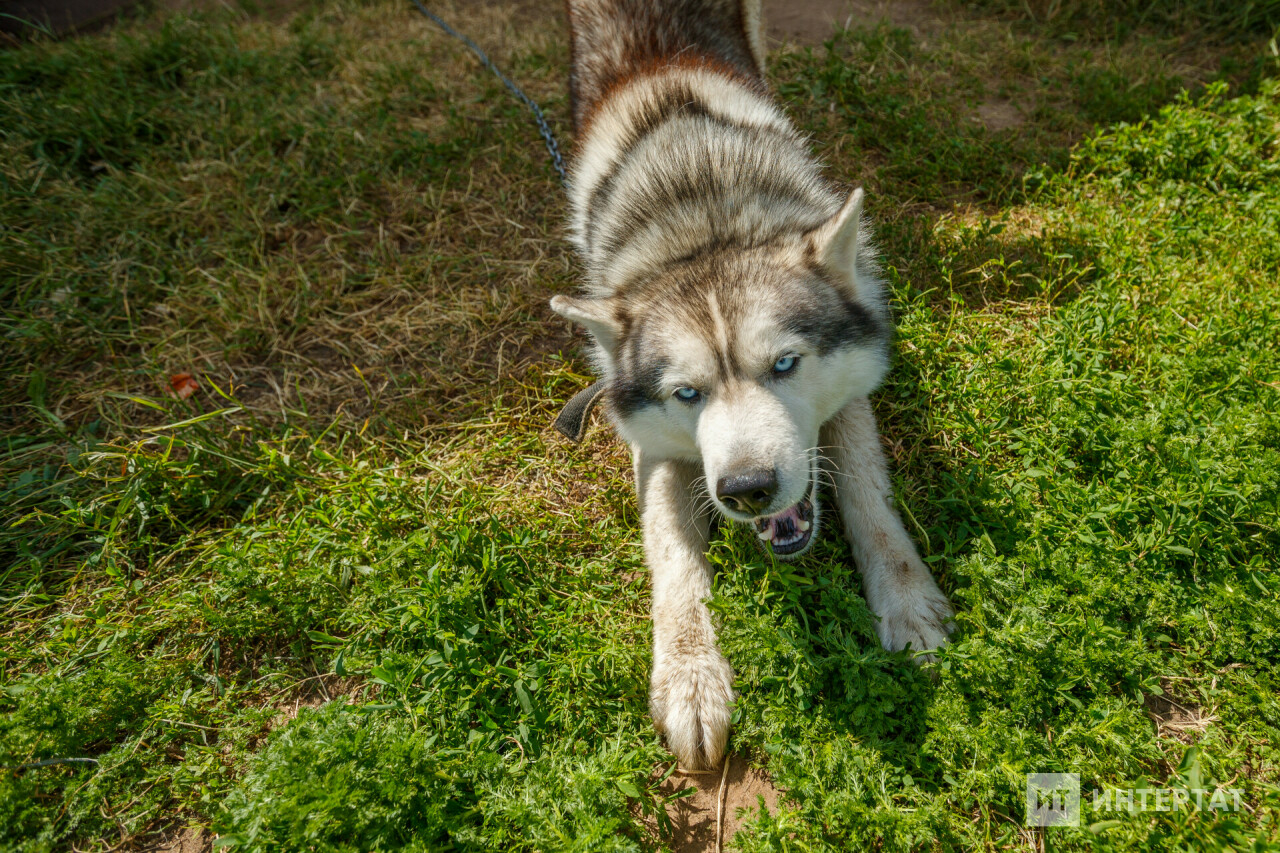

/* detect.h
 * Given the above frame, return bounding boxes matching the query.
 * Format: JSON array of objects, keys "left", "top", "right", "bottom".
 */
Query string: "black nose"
[{"left": 716, "top": 468, "right": 778, "bottom": 515}]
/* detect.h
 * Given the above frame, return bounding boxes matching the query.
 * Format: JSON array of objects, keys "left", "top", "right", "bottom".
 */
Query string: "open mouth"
[{"left": 753, "top": 493, "right": 816, "bottom": 557}]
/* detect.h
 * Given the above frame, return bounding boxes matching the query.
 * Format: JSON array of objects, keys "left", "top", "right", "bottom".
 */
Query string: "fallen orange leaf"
[{"left": 170, "top": 373, "right": 199, "bottom": 400}]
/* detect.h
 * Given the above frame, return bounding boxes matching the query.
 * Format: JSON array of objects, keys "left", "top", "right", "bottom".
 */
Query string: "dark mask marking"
[
  {"left": 610, "top": 328, "right": 668, "bottom": 417},
  {"left": 783, "top": 265, "right": 887, "bottom": 354},
  {"left": 784, "top": 296, "right": 883, "bottom": 354}
]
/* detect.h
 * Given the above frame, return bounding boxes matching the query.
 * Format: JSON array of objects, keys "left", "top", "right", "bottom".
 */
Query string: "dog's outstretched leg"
[
  {"left": 823, "top": 397, "right": 955, "bottom": 659},
  {"left": 636, "top": 451, "right": 734, "bottom": 771}
]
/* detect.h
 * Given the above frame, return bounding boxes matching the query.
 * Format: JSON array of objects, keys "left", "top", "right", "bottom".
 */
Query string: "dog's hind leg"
[
  {"left": 636, "top": 451, "right": 734, "bottom": 771},
  {"left": 822, "top": 397, "right": 955, "bottom": 659}
]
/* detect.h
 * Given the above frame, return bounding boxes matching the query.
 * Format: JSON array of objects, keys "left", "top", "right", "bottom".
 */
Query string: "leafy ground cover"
[{"left": 2, "top": 0, "right": 1278, "bottom": 850}]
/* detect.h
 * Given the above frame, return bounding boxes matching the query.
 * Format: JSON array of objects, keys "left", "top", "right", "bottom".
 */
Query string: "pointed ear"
[
  {"left": 550, "top": 295, "right": 621, "bottom": 351},
  {"left": 807, "top": 188, "right": 865, "bottom": 295}
]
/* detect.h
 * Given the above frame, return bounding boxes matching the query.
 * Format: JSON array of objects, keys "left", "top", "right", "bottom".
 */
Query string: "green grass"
[
  {"left": 2, "top": 1, "right": 1279, "bottom": 850},
  {"left": 957, "top": 0, "right": 1280, "bottom": 40}
]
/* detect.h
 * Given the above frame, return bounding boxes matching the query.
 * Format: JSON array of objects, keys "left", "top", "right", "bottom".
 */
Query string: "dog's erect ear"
[
  {"left": 807, "top": 188, "right": 865, "bottom": 296},
  {"left": 550, "top": 295, "right": 621, "bottom": 351}
]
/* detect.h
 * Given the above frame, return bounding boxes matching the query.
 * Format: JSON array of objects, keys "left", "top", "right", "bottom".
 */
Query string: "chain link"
[
  {"left": 1, "top": 756, "right": 100, "bottom": 770},
  {"left": 410, "top": 0, "right": 569, "bottom": 190}
]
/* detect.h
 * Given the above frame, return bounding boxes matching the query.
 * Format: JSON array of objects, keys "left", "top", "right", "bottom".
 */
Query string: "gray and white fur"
[{"left": 552, "top": 0, "right": 955, "bottom": 771}]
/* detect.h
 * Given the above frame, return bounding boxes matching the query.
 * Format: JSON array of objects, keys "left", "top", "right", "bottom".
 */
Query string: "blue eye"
[
  {"left": 674, "top": 387, "right": 701, "bottom": 403},
  {"left": 773, "top": 354, "right": 799, "bottom": 374}
]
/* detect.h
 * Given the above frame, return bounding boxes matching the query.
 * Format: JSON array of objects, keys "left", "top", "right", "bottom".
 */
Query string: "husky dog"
[{"left": 552, "top": 0, "right": 955, "bottom": 771}]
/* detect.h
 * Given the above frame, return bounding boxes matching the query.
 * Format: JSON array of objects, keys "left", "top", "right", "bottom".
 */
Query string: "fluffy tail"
[{"left": 565, "top": 0, "right": 765, "bottom": 130}]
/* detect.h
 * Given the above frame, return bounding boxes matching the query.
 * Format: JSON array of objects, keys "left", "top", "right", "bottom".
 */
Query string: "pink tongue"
[
  {"left": 772, "top": 505, "right": 801, "bottom": 523},
  {"left": 764, "top": 505, "right": 802, "bottom": 540}
]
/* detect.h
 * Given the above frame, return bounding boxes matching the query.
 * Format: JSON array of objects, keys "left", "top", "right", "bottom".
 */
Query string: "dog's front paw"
[
  {"left": 649, "top": 647, "right": 735, "bottom": 771},
  {"left": 871, "top": 556, "right": 955, "bottom": 662}
]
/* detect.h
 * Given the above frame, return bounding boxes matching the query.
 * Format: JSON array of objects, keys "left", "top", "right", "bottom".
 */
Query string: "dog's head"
[{"left": 552, "top": 189, "right": 889, "bottom": 558}]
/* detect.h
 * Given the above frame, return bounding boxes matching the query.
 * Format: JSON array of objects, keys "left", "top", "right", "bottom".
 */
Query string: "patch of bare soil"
[
  {"left": 975, "top": 96, "right": 1024, "bottom": 131},
  {"left": 648, "top": 755, "right": 784, "bottom": 853},
  {"left": 147, "top": 826, "right": 212, "bottom": 853},
  {"left": 267, "top": 674, "right": 364, "bottom": 729},
  {"left": 764, "top": 0, "right": 942, "bottom": 44},
  {"left": 1145, "top": 680, "right": 1218, "bottom": 744}
]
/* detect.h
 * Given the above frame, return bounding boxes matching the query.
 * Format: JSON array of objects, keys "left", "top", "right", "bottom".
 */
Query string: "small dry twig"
[{"left": 716, "top": 754, "right": 731, "bottom": 853}]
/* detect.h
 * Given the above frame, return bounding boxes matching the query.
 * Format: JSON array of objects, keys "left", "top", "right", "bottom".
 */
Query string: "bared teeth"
[{"left": 750, "top": 487, "right": 816, "bottom": 553}]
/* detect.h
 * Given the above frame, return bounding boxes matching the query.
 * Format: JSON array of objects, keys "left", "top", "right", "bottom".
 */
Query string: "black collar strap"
[{"left": 553, "top": 381, "right": 605, "bottom": 442}]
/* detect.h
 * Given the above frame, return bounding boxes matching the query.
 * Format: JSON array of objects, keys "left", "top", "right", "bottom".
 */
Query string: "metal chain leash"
[
  {"left": 1, "top": 756, "right": 99, "bottom": 771},
  {"left": 409, "top": 0, "right": 570, "bottom": 190}
]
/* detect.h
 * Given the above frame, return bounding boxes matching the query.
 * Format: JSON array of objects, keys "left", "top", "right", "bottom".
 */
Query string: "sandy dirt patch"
[
  {"left": 649, "top": 754, "right": 785, "bottom": 853},
  {"left": 149, "top": 826, "right": 213, "bottom": 853}
]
